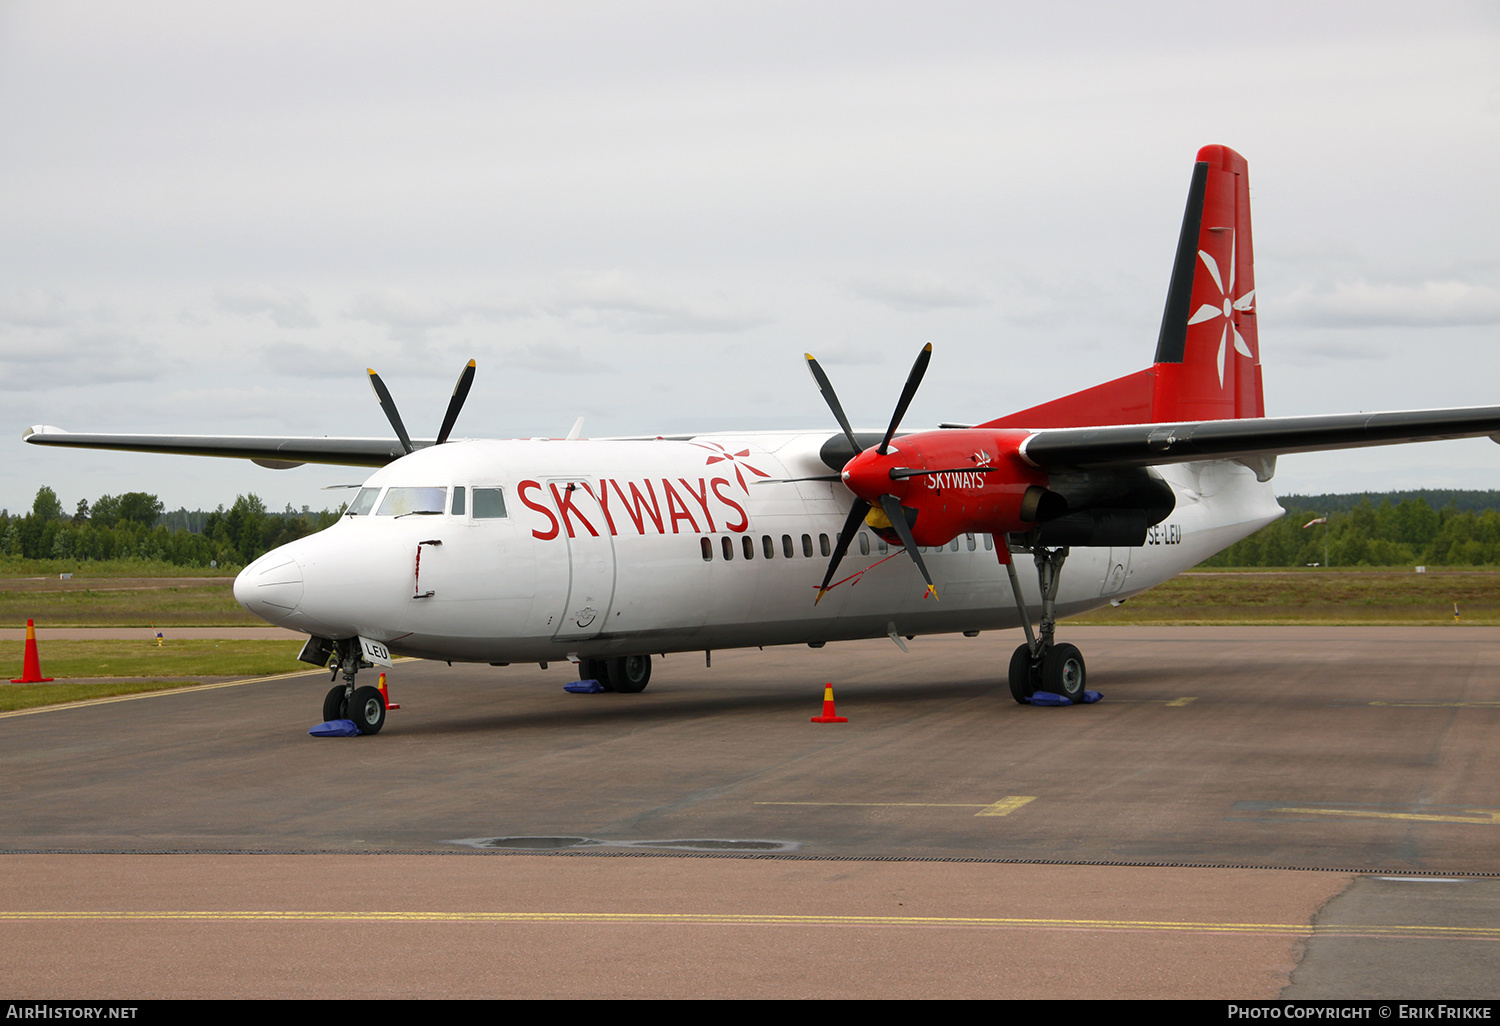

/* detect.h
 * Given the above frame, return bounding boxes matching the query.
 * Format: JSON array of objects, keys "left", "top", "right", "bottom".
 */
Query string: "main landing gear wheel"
[
  {"left": 323, "top": 684, "right": 348, "bottom": 722},
  {"left": 1008, "top": 644, "right": 1037, "bottom": 705},
  {"left": 608, "top": 654, "right": 652, "bottom": 693},
  {"left": 1042, "top": 643, "right": 1086, "bottom": 703},
  {"left": 578, "top": 658, "right": 613, "bottom": 691},
  {"left": 347, "top": 685, "right": 387, "bottom": 734}
]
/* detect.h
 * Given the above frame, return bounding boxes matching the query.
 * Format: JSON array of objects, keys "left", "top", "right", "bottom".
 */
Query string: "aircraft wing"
[
  {"left": 22, "top": 426, "right": 415, "bottom": 469},
  {"left": 1019, "top": 406, "right": 1500, "bottom": 469}
]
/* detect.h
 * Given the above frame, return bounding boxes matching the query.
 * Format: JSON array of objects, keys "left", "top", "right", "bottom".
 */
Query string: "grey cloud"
[
  {"left": 504, "top": 340, "right": 614, "bottom": 375},
  {"left": 1277, "top": 280, "right": 1500, "bottom": 329},
  {"left": 0, "top": 326, "right": 164, "bottom": 391},
  {"left": 214, "top": 285, "right": 319, "bottom": 329},
  {"left": 0, "top": 288, "right": 72, "bottom": 328},
  {"left": 544, "top": 274, "right": 769, "bottom": 336},
  {"left": 347, "top": 288, "right": 526, "bottom": 343},
  {"left": 849, "top": 273, "right": 987, "bottom": 313}
]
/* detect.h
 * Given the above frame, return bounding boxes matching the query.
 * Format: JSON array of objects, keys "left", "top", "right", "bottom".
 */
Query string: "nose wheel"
[
  {"left": 323, "top": 640, "right": 386, "bottom": 734},
  {"left": 1001, "top": 539, "right": 1088, "bottom": 705}
]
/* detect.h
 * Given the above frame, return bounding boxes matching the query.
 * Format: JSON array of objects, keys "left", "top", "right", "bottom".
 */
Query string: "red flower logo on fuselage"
[{"left": 695, "top": 442, "right": 771, "bottom": 493}]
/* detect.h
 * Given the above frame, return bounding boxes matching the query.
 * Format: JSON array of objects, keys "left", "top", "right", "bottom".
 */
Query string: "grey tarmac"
[{"left": 1, "top": 626, "right": 1497, "bottom": 999}]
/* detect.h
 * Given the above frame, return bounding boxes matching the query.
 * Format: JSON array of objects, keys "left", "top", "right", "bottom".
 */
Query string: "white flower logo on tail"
[{"left": 1187, "top": 235, "right": 1255, "bottom": 388}]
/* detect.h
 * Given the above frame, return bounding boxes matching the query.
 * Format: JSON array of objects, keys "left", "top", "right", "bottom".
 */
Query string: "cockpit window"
[
  {"left": 347, "top": 487, "right": 380, "bottom": 516},
  {"left": 376, "top": 486, "right": 448, "bottom": 516},
  {"left": 473, "top": 488, "right": 508, "bottom": 519},
  {"left": 451, "top": 486, "right": 466, "bottom": 516}
]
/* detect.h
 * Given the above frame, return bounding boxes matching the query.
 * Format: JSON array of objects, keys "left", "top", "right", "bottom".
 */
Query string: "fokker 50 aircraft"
[{"left": 25, "top": 146, "right": 1500, "bottom": 735}]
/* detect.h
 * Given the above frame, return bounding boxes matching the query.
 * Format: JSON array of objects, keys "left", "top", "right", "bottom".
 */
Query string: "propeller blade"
[
  {"left": 805, "top": 353, "right": 862, "bottom": 457},
  {"left": 435, "top": 359, "right": 476, "bottom": 445},
  {"left": 879, "top": 493, "right": 937, "bottom": 600},
  {"left": 367, "top": 368, "right": 414, "bottom": 455},
  {"left": 814, "top": 498, "right": 871, "bottom": 605},
  {"left": 878, "top": 343, "right": 932, "bottom": 455}
]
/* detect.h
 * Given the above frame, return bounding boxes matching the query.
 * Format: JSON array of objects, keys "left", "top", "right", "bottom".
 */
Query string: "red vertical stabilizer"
[{"left": 983, "top": 145, "right": 1263, "bottom": 431}]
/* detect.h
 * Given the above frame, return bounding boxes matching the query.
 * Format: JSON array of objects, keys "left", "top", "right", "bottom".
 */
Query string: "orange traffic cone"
[
  {"left": 12, "top": 619, "right": 54, "bottom": 683},
  {"left": 810, "top": 682, "right": 847, "bottom": 723},
  {"left": 378, "top": 671, "right": 399, "bottom": 710}
]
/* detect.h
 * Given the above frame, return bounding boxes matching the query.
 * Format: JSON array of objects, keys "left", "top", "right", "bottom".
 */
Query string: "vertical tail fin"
[
  {"left": 1150, "top": 144, "right": 1262, "bottom": 421},
  {"left": 982, "top": 145, "right": 1263, "bottom": 430}
]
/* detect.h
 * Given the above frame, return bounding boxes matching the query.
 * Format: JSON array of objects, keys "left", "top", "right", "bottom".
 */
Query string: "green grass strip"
[{"left": 0, "top": 639, "right": 309, "bottom": 680}]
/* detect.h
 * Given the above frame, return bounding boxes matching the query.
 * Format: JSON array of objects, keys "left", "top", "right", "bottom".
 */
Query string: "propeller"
[
  {"left": 436, "top": 359, "right": 477, "bottom": 444},
  {"left": 806, "top": 343, "right": 938, "bottom": 604},
  {"left": 366, "top": 359, "right": 477, "bottom": 455}
]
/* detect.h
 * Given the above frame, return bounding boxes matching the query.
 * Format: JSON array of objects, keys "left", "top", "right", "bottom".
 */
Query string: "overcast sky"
[{"left": 2, "top": 1, "right": 1498, "bottom": 516}]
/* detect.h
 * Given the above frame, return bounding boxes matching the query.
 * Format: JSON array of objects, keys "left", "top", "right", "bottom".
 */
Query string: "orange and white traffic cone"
[
  {"left": 378, "top": 671, "right": 399, "bottom": 710},
  {"left": 810, "top": 682, "right": 847, "bottom": 723},
  {"left": 11, "top": 619, "right": 54, "bottom": 683}
]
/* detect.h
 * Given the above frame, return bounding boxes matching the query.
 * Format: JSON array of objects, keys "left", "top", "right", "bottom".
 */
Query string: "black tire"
[
  {"left": 578, "top": 658, "right": 613, "bottom": 692},
  {"left": 1042, "top": 643, "right": 1086, "bottom": 703},
  {"left": 1008, "top": 644, "right": 1036, "bottom": 704},
  {"left": 323, "top": 684, "right": 348, "bottom": 722},
  {"left": 607, "top": 654, "right": 652, "bottom": 693},
  {"left": 348, "top": 685, "right": 386, "bottom": 734}
]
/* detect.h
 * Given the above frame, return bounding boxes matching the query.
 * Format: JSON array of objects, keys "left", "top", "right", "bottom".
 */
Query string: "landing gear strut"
[
  {"left": 1001, "top": 538, "right": 1087, "bottom": 705},
  {"left": 324, "top": 640, "right": 386, "bottom": 734}
]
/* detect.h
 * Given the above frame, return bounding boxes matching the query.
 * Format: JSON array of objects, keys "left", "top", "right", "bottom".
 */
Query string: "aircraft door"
[
  {"left": 548, "top": 478, "right": 617, "bottom": 639},
  {"left": 1101, "top": 546, "right": 1132, "bottom": 597}
]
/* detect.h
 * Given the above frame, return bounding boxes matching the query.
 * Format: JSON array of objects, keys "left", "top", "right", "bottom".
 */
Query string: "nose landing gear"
[
  {"left": 323, "top": 640, "right": 386, "bottom": 734},
  {"left": 1000, "top": 539, "right": 1087, "bottom": 705}
]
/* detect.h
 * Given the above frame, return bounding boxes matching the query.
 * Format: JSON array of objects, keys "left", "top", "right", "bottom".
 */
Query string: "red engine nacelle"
[{"left": 840, "top": 428, "right": 1046, "bottom": 546}]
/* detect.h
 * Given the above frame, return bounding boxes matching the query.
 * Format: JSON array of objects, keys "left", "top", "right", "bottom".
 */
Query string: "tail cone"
[{"left": 11, "top": 619, "right": 54, "bottom": 683}]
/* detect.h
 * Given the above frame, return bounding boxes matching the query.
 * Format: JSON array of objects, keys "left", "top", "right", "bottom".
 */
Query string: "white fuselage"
[{"left": 233, "top": 431, "right": 1285, "bottom": 663}]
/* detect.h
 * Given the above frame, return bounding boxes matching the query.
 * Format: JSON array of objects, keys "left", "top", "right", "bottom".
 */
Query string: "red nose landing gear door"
[{"left": 547, "top": 479, "right": 617, "bottom": 640}]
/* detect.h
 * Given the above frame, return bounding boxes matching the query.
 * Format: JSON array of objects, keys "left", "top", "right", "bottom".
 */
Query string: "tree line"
[
  {"left": 1201, "top": 494, "right": 1500, "bottom": 568},
  {"left": 0, "top": 487, "right": 342, "bottom": 568}
]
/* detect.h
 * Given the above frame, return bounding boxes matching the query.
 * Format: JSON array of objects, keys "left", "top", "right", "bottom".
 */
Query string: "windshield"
[
  {"left": 376, "top": 486, "right": 448, "bottom": 516},
  {"left": 346, "top": 487, "right": 380, "bottom": 516}
]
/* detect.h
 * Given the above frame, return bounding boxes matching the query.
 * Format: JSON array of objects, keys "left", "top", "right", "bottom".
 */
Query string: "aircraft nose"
[{"left": 234, "top": 551, "right": 305, "bottom": 624}]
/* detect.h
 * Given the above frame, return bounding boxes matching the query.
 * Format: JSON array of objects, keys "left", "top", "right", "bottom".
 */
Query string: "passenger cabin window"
[
  {"left": 859, "top": 534, "right": 869, "bottom": 556},
  {"left": 347, "top": 488, "right": 380, "bottom": 516},
  {"left": 819, "top": 534, "right": 831, "bottom": 557},
  {"left": 782, "top": 535, "right": 794, "bottom": 558},
  {"left": 722, "top": 536, "right": 734, "bottom": 560},
  {"left": 472, "top": 488, "right": 508, "bottom": 519},
  {"left": 452, "top": 487, "right": 466, "bottom": 516},
  {"left": 742, "top": 535, "right": 755, "bottom": 560},
  {"left": 762, "top": 535, "right": 774, "bottom": 559},
  {"left": 802, "top": 534, "right": 813, "bottom": 558},
  {"left": 376, "top": 486, "right": 447, "bottom": 516},
  {"left": 701, "top": 537, "right": 713, "bottom": 561}
]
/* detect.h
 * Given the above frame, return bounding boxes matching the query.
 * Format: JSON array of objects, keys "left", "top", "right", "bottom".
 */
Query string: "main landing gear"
[
  {"left": 577, "top": 655, "right": 653, "bottom": 694},
  {"left": 323, "top": 640, "right": 386, "bottom": 734},
  {"left": 1001, "top": 540, "right": 1087, "bottom": 705}
]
